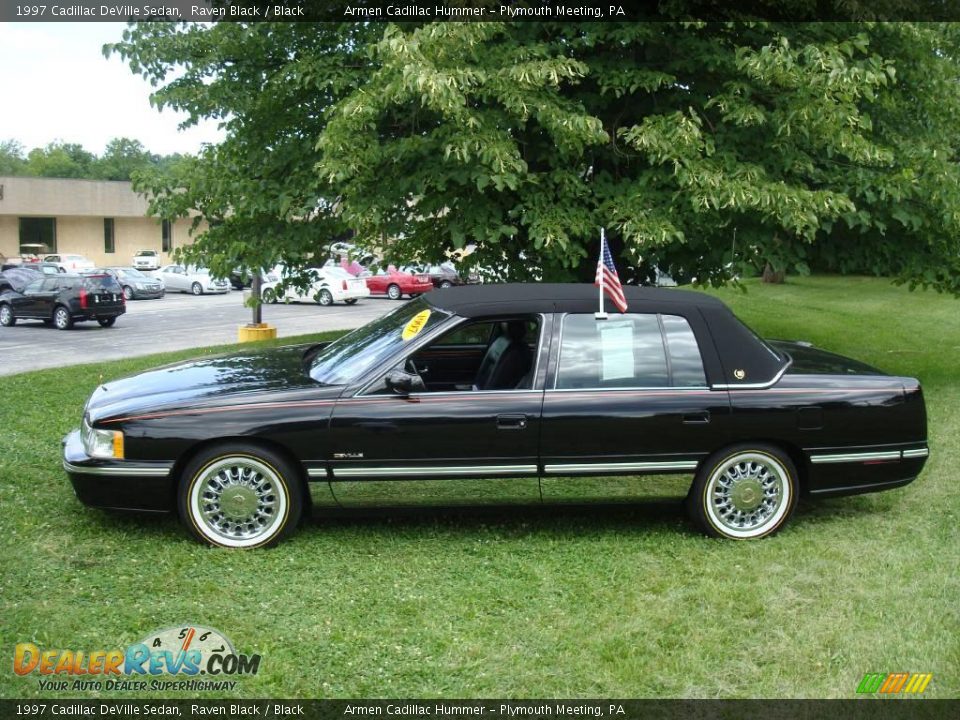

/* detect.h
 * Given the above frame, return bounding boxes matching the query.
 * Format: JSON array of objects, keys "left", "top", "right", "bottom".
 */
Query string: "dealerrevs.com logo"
[{"left": 14, "top": 625, "right": 261, "bottom": 692}]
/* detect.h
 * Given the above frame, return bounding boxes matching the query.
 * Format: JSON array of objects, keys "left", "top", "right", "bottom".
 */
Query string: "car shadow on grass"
[
  {"left": 308, "top": 499, "right": 697, "bottom": 537},
  {"left": 84, "top": 493, "right": 903, "bottom": 546}
]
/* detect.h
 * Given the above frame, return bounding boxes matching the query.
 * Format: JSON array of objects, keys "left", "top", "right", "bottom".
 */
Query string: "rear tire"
[
  {"left": 0, "top": 303, "right": 15, "bottom": 327},
  {"left": 178, "top": 443, "right": 303, "bottom": 548},
  {"left": 687, "top": 443, "right": 798, "bottom": 540},
  {"left": 387, "top": 283, "right": 402, "bottom": 300},
  {"left": 316, "top": 288, "right": 333, "bottom": 306},
  {"left": 53, "top": 306, "right": 73, "bottom": 330},
  {"left": 191, "top": 282, "right": 203, "bottom": 296},
  {"left": 97, "top": 317, "right": 117, "bottom": 328}
]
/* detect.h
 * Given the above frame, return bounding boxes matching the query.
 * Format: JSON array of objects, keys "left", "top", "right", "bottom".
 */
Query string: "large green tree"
[{"left": 111, "top": 20, "right": 960, "bottom": 292}]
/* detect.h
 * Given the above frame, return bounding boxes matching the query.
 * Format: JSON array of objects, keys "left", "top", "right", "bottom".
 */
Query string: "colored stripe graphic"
[{"left": 858, "top": 672, "right": 932, "bottom": 694}]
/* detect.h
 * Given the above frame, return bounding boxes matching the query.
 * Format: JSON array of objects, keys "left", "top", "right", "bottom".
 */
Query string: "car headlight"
[{"left": 81, "top": 417, "right": 124, "bottom": 459}]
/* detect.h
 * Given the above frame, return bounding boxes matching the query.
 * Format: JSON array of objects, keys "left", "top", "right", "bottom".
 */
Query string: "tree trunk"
[{"left": 762, "top": 262, "right": 785, "bottom": 284}]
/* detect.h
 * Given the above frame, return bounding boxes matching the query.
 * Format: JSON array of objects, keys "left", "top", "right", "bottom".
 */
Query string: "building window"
[
  {"left": 18, "top": 217, "right": 57, "bottom": 255},
  {"left": 103, "top": 218, "right": 115, "bottom": 254},
  {"left": 161, "top": 220, "right": 173, "bottom": 253}
]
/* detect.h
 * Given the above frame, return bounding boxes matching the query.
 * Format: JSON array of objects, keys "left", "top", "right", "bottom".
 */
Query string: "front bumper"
[
  {"left": 131, "top": 287, "right": 164, "bottom": 299},
  {"left": 62, "top": 430, "right": 175, "bottom": 513}
]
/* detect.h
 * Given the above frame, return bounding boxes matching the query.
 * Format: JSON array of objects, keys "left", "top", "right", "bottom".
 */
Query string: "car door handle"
[
  {"left": 496, "top": 414, "right": 528, "bottom": 430},
  {"left": 682, "top": 411, "right": 710, "bottom": 425}
]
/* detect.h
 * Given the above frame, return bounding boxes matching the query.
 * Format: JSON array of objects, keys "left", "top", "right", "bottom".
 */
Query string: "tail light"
[
  {"left": 342, "top": 280, "right": 348, "bottom": 291},
  {"left": 79, "top": 288, "right": 88, "bottom": 309}
]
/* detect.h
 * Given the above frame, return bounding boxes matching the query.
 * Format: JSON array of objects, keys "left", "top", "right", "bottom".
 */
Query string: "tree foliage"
[
  {"left": 110, "top": 20, "right": 960, "bottom": 292},
  {"left": 0, "top": 137, "right": 183, "bottom": 181}
]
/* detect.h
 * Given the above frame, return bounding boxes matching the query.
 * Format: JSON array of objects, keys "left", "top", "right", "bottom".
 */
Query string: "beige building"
[{"left": 0, "top": 176, "right": 203, "bottom": 267}]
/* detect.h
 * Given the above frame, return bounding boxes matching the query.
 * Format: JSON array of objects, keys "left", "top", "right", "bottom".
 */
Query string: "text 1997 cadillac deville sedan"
[{"left": 63, "top": 284, "right": 928, "bottom": 547}]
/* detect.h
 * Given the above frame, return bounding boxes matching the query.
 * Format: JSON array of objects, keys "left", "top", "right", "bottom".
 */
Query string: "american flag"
[{"left": 595, "top": 234, "right": 628, "bottom": 313}]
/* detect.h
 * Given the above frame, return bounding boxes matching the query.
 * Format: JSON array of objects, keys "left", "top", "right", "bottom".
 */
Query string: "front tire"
[
  {"left": 191, "top": 282, "right": 203, "bottom": 296},
  {"left": 440, "top": 280, "right": 453, "bottom": 288},
  {"left": 0, "top": 303, "right": 15, "bottom": 327},
  {"left": 53, "top": 305, "right": 73, "bottom": 330},
  {"left": 97, "top": 316, "right": 116, "bottom": 328},
  {"left": 122, "top": 285, "right": 134, "bottom": 301},
  {"left": 344, "top": 298, "right": 359, "bottom": 305},
  {"left": 687, "top": 444, "right": 798, "bottom": 540},
  {"left": 387, "top": 283, "right": 402, "bottom": 300},
  {"left": 178, "top": 443, "right": 303, "bottom": 549}
]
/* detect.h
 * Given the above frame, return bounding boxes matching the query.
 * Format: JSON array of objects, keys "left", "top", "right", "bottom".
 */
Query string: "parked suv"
[{"left": 0, "top": 273, "right": 126, "bottom": 330}]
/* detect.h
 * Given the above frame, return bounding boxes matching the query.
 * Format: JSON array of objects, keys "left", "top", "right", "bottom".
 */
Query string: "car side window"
[
  {"left": 23, "top": 279, "right": 44, "bottom": 293},
  {"left": 369, "top": 315, "right": 542, "bottom": 394},
  {"left": 555, "top": 313, "right": 706, "bottom": 389},
  {"left": 40, "top": 278, "right": 59, "bottom": 292},
  {"left": 433, "top": 322, "right": 494, "bottom": 346},
  {"left": 662, "top": 314, "right": 707, "bottom": 387}
]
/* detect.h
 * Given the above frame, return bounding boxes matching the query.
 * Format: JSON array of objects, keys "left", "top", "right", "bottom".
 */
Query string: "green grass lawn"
[{"left": 0, "top": 276, "right": 957, "bottom": 699}]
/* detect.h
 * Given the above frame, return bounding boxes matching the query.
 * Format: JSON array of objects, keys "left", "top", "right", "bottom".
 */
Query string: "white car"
[
  {"left": 157, "top": 265, "right": 231, "bottom": 295},
  {"left": 44, "top": 254, "right": 95, "bottom": 273},
  {"left": 132, "top": 250, "right": 161, "bottom": 270},
  {"left": 262, "top": 266, "right": 369, "bottom": 306}
]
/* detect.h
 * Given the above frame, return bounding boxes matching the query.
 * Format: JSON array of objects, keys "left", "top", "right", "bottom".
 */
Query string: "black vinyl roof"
[
  {"left": 425, "top": 283, "right": 725, "bottom": 317},
  {"left": 425, "top": 283, "right": 789, "bottom": 387}
]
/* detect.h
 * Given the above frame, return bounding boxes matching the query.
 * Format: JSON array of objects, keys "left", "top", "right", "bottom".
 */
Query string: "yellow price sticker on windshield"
[{"left": 402, "top": 310, "right": 431, "bottom": 341}]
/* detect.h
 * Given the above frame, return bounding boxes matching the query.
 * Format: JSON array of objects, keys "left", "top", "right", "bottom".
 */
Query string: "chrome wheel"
[
  {"left": 317, "top": 289, "right": 333, "bottom": 306},
  {"left": 191, "top": 282, "right": 203, "bottom": 296},
  {"left": 189, "top": 456, "right": 289, "bottom": 548},
  {"left": 704, "top": 452, "right": 791, "bottom": 538},
  {"left": 0, "top": 304, "right": 13, "bottom": 326},
  {"left": 387, "top": 283, "right": 402, "bottom": 300},
  {"left": 123, "top": 285, "right": 134, "bottom": 301},
  {"left": 54, "top": 306, "right": 72, "bottom": 330}
]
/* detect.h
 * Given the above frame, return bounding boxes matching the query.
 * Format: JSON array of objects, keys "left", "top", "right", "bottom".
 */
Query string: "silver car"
[{"left": 157, "top": 265, "right": 231, "bottom": 295}]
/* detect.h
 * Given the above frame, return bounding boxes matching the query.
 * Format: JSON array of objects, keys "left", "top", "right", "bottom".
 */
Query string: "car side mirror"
[{"left": 385, "top": 369, "right": 425, "bottom": 395}]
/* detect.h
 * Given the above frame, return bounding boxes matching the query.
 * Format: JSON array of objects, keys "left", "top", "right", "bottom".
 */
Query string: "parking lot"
[{"left": 0, "top": 291, "right": 396, "bottom": 376}]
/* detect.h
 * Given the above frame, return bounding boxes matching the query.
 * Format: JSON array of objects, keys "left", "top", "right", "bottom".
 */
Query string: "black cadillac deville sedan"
[{"left": 63, "top": 284, "right": 928, "bottom": 547}]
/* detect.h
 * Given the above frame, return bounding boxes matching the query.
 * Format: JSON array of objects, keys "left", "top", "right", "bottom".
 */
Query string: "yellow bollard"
[{"left": 238, "top": 323, "right": 278, "bottom": 342}]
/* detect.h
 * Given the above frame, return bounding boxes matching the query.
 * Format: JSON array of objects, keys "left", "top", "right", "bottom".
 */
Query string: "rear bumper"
[
  {"left": 74, "top": 308, "right": 125, "bottom": 320},
  {"left": 333, "top": 286, "right": 371, "bottom": 301},
  {"left": 805, "top": 444, "right": 928, "bottom": 497},
  {"left": 62, "top": 430, "right": 175, "bottom": 513}
]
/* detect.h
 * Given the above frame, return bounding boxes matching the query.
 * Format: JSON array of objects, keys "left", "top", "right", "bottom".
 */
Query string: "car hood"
[
  {"left": 772, "top": 340, "right": 885, "bottom": 376},
  {"left": 86, "top": 342, "right": 338, "bottom": 423}
]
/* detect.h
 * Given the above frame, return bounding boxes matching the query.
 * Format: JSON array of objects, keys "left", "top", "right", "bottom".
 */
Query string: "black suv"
[{"left": 0, "top": 273, "right": 126, "bottom": 330}]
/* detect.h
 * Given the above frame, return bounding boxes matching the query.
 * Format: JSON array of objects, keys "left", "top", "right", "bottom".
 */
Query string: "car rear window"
[{"left": 83, "top": 275, "right": 122, "bottom": 292}]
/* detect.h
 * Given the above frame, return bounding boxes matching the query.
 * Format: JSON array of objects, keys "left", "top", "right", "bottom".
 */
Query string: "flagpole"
[{"left": 595, "top": 227, "right": 608, "bottom": 320}]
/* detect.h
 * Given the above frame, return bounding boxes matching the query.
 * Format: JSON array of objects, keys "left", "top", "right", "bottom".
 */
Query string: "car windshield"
[
  {"left": 136, "top": 251, "right": 156, "bottom": 256},
  {"left": 116, "top": 267, "right": 146, "bottom": 278},
  {"left": 309, "top": 298, "right": 449, "bottom": 385},
  {"left": 190, "top": 267, "right": 211, "bottom": 275}
]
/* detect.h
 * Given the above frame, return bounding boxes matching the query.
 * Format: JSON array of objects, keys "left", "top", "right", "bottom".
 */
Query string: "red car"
[{"left": 364, "top": 268, "right": 433, "bottom": 300}]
